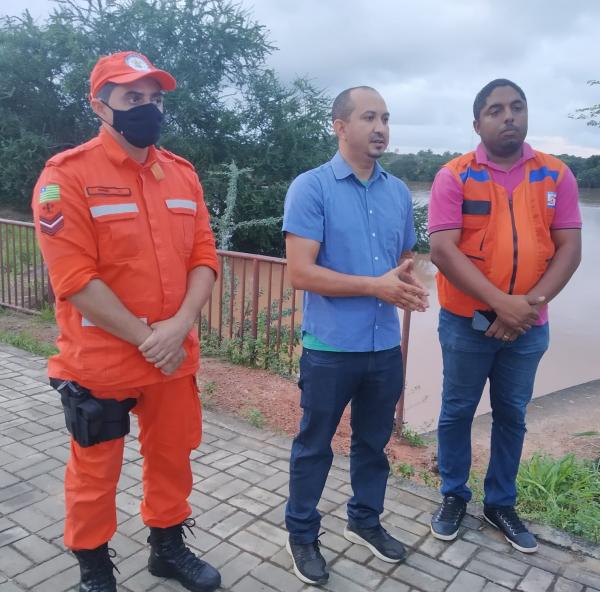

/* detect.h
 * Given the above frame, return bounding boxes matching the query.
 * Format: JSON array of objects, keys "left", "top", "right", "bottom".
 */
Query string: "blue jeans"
[
  {"left": 437, "top": 309, "right": 549, "bottom": 507},
  {"left": 285, "top": 347, "right": 403, "bottom": 544}
]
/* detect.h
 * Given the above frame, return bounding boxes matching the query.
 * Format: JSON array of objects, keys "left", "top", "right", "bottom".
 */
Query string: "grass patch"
[
  {"left": 393, "top": 462, "right": 415, "bottom": 479},
  {"left": 0, "top": 329, "right": 58, "bottom": 358},
  {"left": 516, "top": 453, "right": 600, "bottom": 543},
  {"left": 401, "top": 424, "right": 427, "bottom": 448},
  {"left": 37, "top": 303, "right": 56, "bottom": 323},
  {"left": 468, "top": 470, "right": 484, "bottom": 502},
  {"left": 200, "top": 381, "right": 217, "bottom": 407},
  {"left": 241, "top": 407, "right": 266, "bottom": 429},
  {"left": 419, "top": 469, "right": 441, "bottom": 489}
]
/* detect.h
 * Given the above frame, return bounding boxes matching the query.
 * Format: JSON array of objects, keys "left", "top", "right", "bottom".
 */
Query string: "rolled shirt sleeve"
[{"left": 32, "top": 166, "right": 101, "bottom": 300}]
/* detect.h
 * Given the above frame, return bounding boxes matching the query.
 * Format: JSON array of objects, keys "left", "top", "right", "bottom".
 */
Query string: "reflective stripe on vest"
[
  {"left": 165, "top": 199, "right": 197, "bottom": 213},
  {"left": 90, "top": 203, "right": 139, "bottom": 218}
]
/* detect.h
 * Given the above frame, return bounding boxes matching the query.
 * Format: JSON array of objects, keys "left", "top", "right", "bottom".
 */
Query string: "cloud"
[
  {"left": 247, "top": 0, "right": 600, "bottom": 155},
  {"left": 8, "top": 0, "right": 600, "bottom": 155}
]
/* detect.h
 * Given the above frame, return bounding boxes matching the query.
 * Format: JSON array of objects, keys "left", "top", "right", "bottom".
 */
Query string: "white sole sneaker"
[
  {"left": 429, "top": 524, "right": 459, "bottom": 541},
  {"left": 343, "top": 527, "right": 405, "bottom": 563},
  {"left": 483, "top": 515, "right": 538, "bottom": 554},
  {"left": 285, "top": 539, "right": 328, "bottom": 585}
]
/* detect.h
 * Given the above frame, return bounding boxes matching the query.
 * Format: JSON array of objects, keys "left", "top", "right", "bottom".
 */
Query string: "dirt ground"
[
  {"left": 197, "top": 357, "right": 438, "bottom": 472},
  {"left": 1, "top": 309, "right": 597, "bottom": 483}
]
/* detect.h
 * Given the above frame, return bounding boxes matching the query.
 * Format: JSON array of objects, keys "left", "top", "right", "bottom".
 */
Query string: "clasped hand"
[
  {"left": 138, "top": 316, "right": 191, "bottom": 375},
  {"left": 486, "top": 294, "right": 545, "bottom": 341},
  {"left": 374, "top": 259, "right": 430, "bottom": 312}
]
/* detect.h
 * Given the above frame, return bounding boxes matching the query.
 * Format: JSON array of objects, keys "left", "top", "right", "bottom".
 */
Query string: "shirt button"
[
  {"left": 374, "top": 256, "right": 379, "bottom": 261},
  {"left": 378, "top": 303, "right": 382, "bottom": 307},
  {"left": 369, "top": 210, "right": 373, "bottom": 214},
  {"left": 375, "top": 325, "right": 379, "bottom": 330},
  {"left": 372, "top": 232, "right": 376, "bottom": 237}
]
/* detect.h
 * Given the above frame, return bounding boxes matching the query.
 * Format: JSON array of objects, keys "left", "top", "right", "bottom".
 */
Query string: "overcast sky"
[{"left": 4, "top": 0, "right": 600, "bottom": 156}]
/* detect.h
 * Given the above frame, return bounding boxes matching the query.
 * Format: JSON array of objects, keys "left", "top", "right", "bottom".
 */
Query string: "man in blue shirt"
[{"left": 283, "top": 86, "right": 429, "bottom": 585}]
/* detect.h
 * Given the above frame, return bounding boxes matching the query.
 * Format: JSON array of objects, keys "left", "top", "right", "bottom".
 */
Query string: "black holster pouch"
[{"left": 50, "top": 378, "right": 136, "bottom": 447}]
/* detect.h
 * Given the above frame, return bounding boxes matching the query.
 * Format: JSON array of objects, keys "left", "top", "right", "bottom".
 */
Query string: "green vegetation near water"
[
  {"left": 516, "top": 453, "right": 600, "bottom": 544},
  {"left": 381, "top": 150, "right": 600, "bottom": 189}
]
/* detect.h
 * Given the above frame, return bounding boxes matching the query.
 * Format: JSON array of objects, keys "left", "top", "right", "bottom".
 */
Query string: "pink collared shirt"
[{"left": 427, "top": 142, "right": 582, "bottom": 324}]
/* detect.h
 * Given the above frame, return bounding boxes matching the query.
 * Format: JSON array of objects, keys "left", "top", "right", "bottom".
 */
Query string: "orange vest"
[
  {"left": 32, "top": 129, "right": 219, "bottom": 390},
  {"left": 437, "top": 150, "right": 563, "bottom": 317}
]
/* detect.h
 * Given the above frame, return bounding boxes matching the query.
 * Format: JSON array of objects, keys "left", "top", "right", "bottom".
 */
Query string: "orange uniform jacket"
[{"left": 32, "top": 128, "right": 219, "bottom": 390}]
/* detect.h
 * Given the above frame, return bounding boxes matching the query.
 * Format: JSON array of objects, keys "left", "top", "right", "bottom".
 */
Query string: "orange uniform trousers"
[{"left": 63, "top": 375, "right": 202, "bottom": 550}]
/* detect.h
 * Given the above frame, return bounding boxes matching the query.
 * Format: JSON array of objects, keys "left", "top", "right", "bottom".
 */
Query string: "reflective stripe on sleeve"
[{"left": 81, "top": 316, "right": 147, "bottom": 327}]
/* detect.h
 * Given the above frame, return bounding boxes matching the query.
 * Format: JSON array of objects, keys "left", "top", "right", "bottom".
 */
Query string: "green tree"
[
  {"left": 0, "top": 0, "right": 335, "bottom": 255},
  {"left": 572, "top": 80, "right": 600, "bottom": 127}
]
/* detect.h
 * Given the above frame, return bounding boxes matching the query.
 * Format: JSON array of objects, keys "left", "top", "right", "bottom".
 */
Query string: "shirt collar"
[
  {"left": 99, "top": 127, "right": 160, "bottom": 168},
  {"left": 330, "top": 151, "right": 388, "bottom": 182},
  {"left": 475, "top": 142, "right": 535, "bottom": 172}
]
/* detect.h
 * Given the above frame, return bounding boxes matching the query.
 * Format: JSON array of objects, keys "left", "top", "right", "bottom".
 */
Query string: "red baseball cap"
[{"left": 90, "top": 51, "right": 176, "bottom": 98}]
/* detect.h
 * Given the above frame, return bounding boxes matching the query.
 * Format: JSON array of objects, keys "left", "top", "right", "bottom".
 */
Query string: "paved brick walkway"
[{"left": 0, "top": 343, "right": 599, "bottom": 592}]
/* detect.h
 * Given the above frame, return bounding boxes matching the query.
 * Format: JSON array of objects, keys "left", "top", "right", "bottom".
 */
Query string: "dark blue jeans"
[
  {"left": 285, "top": 347, "right": 403, "bottom": 544},
  {"left": 437, "top": 309, "right": 549, "bottom": 507}
]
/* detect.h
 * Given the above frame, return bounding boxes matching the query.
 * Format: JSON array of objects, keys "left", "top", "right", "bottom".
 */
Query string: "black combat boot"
[
  {"left": 73, "top": 543, "right": 118, "bottom": 592},
  {"left": 147, "top": 518, "right": 221, "bottom": 592}
]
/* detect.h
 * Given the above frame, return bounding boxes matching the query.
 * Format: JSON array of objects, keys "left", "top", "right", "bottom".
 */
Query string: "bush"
[
  {"left": 516, "top": 453, "right": 600, "bottom": 543},
  {"left": 200, "top": 290, "right": 301, "bottom": 377}
]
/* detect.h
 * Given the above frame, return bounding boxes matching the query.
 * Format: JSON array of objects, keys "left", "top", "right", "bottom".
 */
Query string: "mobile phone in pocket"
[{"left": 471, "top": 309, "right": 497, "bottom": 332}]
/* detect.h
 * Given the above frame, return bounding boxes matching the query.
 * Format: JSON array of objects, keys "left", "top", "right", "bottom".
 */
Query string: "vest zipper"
[{"left": 508, "top": 199, "right": 519, "bottom": 294}]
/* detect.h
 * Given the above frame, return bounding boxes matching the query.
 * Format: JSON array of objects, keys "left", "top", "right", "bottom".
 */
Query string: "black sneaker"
[
  {"left": 286, "top": 537, "right": 328, "bottom": 586},
  {"left": 343, "top": 524, "right": 407, "bottom": 563},
  {"left": 483, "top": 506, "right": 538, "bottom": 553},
  {"left": 430, "top": 495, "right": 467, "bottom": 541}
]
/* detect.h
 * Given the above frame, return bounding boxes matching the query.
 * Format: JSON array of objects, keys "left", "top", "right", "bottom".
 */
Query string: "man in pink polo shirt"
[{"left": 427, "top": 79, "right": 581, "bottom": 553}]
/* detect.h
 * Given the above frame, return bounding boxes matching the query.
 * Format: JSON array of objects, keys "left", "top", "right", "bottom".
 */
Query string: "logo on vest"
[{"left": 546, "top": 191, "right": 556, "bottom": 208}]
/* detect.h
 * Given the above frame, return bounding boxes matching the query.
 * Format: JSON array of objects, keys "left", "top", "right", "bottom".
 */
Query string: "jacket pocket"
[
  {"left": 90, "top": 203, "right": 141, "bottom": 261},
  {"left": 165, "top": 199, "right": 196, "bottom": 255}
]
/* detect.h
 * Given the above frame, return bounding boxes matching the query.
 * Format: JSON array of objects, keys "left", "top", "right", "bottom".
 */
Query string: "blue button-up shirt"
[{"left": 283, "top": 152, "right": 416, "bottom": 352}]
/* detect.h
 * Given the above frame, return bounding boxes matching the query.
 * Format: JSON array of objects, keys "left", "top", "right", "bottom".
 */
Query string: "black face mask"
[{"left": 104, "top": 102, "right": 164, "bottom": 148}]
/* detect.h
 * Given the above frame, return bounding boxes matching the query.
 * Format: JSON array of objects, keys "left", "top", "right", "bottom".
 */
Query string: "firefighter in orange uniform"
[{"left": 32, "top": 52, "right": 221, "bottom": 592}]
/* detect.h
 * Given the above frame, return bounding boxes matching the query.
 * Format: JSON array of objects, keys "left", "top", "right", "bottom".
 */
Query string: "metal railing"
[
  {"left": 0, "top": 219, "right": 302, "bottom": 366},
  {"left": 0, "top": 219, "right": 52, "bottom": 313},
  {"left": 0, "top": 217, "right": 411, "bottom": 426}
]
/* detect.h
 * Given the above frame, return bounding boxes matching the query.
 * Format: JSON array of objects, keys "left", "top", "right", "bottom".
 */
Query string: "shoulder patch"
[
  {"left": 39, "top": 184, "right": 61, "bottom": 203},
  {"left": 39, "top": 200, "right": 64, "bottom": 236}
]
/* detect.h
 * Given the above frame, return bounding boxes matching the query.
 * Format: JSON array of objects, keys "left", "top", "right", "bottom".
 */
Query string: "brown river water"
[{"left": 404, "top": 184, "right": 600, "bottom": 431}]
